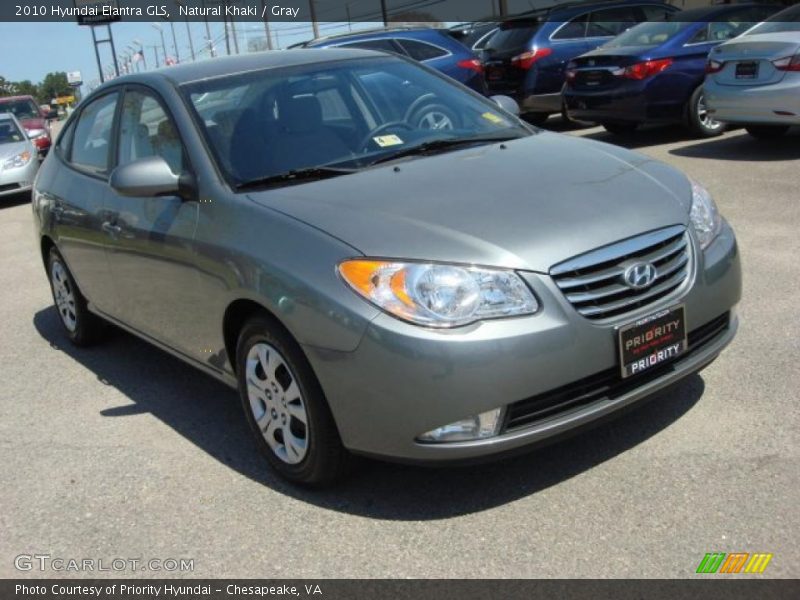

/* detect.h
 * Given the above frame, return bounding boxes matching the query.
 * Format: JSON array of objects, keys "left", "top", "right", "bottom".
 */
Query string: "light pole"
[
  {"left": 168, "top": 20, "right": 180, "bottom": 62},
  {"left": 152, "top": 23, "right": 168, "bottom": 63}
]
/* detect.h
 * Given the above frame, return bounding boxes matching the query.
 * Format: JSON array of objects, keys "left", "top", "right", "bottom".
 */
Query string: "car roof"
[
  {"left": 0, "top": 95, "right": 36, "bottom": 102},
  {"left": 506, "top": 0, "right": 673, "bottom": 22},
  {"left": 667, "top": 3, "right": 780, "bottom": 21},
  {"left": 303, "top": 26, "right": 446, "bottom": 47},
  {"left": 93, "top": 48, "right": 388, "bottom": 89}
]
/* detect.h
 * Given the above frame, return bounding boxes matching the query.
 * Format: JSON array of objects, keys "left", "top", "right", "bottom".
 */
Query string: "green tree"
[
  {"left": 0, "top": 76, "right": 12, "bottom": 97},
  {"left": 12, "top": 80, "right": 39, "bottom": 99},
  {"left": 38, "top": 72, "right": 72, "bottom": 104}
]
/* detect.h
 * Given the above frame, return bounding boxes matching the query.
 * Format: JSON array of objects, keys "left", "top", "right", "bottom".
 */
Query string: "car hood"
[
  {"left": 247, "top": 132, "right": 692, "bottom": 273},
  {"left": 0, "top": 140, "right": 32, "bottom": 163}
]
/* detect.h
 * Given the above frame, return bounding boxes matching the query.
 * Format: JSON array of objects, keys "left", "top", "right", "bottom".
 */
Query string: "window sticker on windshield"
[
  {"left": 482, "top": 112, "right": 508, "bottom": 126},
  {"left": 373, "top": 134, "right": 404, "bottom": 147}
]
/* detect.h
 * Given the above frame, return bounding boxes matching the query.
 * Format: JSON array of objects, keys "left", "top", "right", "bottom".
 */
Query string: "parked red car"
[{"left": 0, "top": 95, "right": 55, "bottom": 157}]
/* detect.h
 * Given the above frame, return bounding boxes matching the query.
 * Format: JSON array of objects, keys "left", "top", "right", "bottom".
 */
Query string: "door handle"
[{"left": 101, "top": 221, "right": 122, "bottom": 237}]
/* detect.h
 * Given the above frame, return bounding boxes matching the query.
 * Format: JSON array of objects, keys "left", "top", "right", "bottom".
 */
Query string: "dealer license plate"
[{"left": 617, "top": 305, "right": 687, "bottom": 378}]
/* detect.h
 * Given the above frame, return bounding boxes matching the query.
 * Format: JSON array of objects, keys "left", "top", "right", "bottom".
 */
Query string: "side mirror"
[
  {"left": 490, "top": 95, "right": 520, "bottom": 116},
  {"left": 110, "top": 156, "right": 191, "bottom": 199}
]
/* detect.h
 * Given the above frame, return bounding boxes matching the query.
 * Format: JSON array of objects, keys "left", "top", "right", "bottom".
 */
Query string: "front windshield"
[
  {"left": 0, "top": 99, "right": 40, "bottom": 120},
  {"left": 182, "top": 56, "right": 531, "bottom": 187},
  {"left": 0, "top": 119, "right": 26, "bottom": 144},
  {"left": 603, "top": 21, "right": 689, "bottom": 48},
  {"left": 746, "top": 6, "right": 800, "bottom": 34}
]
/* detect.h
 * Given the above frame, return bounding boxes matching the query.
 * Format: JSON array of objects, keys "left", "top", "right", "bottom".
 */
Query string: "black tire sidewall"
[{"left": 235, "top": 317, "right": 347, "bottom": 485}]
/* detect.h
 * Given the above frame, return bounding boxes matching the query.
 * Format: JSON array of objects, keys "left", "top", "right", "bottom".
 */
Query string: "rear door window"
[
  {"left": 552, "top": 15, "right": 588, "bottom": 40},
  {"left": 587, "top": 7, "right": 640, "bottom": 38},
  {"left": 396, "top": 38, "right": 449, "bottom": 61},
  {"left": 69, "top": 92, "right": 118, "bottom": 175},
  {"left": 484, "top": 21, "right": 540, "bottom": 53},
  {"left": 339, "top": 39, "right": 401, "bottom": 54}
]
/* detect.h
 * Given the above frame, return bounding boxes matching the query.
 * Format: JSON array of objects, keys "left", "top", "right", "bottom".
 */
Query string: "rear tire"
[
  {"left": 602, "top": 122, "right": 639, "bottom": 135},
  {"left": 686, "top": 86, "right": 726, "bottom": 138},
  {"left": 745, "top": 125, "right": 789, "bottom": 139},
  {"left": 235, "top": 315, "right": 350, "bottom": 486},
  {"left": 46, "top": 247, "right": 106, "bottom": 346}
]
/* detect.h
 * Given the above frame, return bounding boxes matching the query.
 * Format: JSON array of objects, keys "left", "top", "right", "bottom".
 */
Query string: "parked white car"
[{"left": 0, "top": 112, "right": 39, "bottom": 198}]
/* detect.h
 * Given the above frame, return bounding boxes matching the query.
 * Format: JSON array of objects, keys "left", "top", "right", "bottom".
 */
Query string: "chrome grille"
[{"left": 550, "top": 225, "right": 691, "bottom": 320}]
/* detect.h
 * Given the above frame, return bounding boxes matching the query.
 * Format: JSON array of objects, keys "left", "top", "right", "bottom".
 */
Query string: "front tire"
[
  {"left": 745, "top": 125, "right": 789, "bottom": 139},
  {"left": 687, "top": 86, "right": 726, "bottom": 138},
  {"left": 46, "top": 247, "right": 105, "bottom": 346},
  {"left": 236, "top": 316, "right": 349, "bottom": 486}
]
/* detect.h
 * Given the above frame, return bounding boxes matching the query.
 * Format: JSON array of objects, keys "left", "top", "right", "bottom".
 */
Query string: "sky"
[{"left": 0, "top": 19, "right": 382, "bottom": 94}]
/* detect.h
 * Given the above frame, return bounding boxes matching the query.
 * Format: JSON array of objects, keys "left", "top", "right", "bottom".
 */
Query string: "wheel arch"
[
  {"left": 40, "top": 235, "right": 55, "bottom": 271},
  {"left": 222, "top": 298, "right": 297, "bottom": 376}
]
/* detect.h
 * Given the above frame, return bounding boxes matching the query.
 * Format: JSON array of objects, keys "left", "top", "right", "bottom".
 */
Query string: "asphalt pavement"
[{"left": 1, "top": 121, "right": 798, "bottom": 578}]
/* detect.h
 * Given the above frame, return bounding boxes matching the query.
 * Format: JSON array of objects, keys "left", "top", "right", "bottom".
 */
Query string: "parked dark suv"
[{"left": 482, "top": 0, "right": 678, "bottom": 123}]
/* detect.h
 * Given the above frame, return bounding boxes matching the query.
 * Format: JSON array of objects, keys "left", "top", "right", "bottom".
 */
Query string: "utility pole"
[
  {"left": 185, "top": 21, "right": 196, "bottom": 60},
  {"left": 309, "top": 0, "right": 319, "bottom": 38},
  {"left": 150, "top": 45, "right": 160, "bottom": 68},
  {"left": 261, "top": 0, "right": 273, "bottom": 50},
  {"left": 153, "top": 24, "right": 168, "bottom": 62},
  {"left": 169, "top": 20, "right": 180, "bottom": 62},
  {"left": 380, "top": 0, "right": 388, "bottom": 26}
]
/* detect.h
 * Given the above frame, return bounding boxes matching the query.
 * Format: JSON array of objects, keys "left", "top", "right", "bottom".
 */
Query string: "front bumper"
[
  {"left": 0, "top": 159, "right": 38, "bottom": 197},
  {"left": 307, "top": 223, "right": 741, "bottom": 462},
  {"left": 705, "top": 78, "right": 800, "bottom": 125}
]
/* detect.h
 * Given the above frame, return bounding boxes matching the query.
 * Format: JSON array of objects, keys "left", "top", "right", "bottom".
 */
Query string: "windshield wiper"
[
  {"left": 235, "top": 166, "right": 355, "bottom": 190},
  {"left": 366, "top": 133, "right": 523, "bottom": 167}
]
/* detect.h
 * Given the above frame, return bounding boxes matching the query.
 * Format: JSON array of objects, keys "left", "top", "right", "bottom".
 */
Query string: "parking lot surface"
[{"left": 1, "top": 122, "right": 798, "bottom": 578}]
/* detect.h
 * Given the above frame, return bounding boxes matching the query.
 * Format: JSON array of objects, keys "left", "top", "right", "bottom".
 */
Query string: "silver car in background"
[
  {"left": 0, "top": 113, "right": 39, "bottom": 198},
  {"left": 705, "top": 4, "right": 800, "bottom": 139}
]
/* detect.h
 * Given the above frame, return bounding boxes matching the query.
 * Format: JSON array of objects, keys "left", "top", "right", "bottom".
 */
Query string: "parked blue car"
[
  {"left": 297, "top": 27, "right": 487, "bottom": 95},
  {"left": 482, "top": 0, "right": 678, "bottom": 124},
  {"left": 563, "top": 3, "right": 782, "bottom": 136}
]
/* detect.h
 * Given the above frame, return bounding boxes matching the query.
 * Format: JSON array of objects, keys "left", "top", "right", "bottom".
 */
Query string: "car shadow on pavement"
[
  {"left": 669, "top": 128, "right": 800, "bottom": 161},
  {"left": 34, "top": 306, "right": 705, "bottom": 521},
  {"left": 578, "top": 125, "right": 700, "bottom": 150},
  {"left": 0, "top": 191, "right": 32, "bottom": 209}
]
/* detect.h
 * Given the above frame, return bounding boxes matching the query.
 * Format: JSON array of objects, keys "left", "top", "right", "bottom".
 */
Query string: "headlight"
[
  {"left": 689, "top": 179, "right": 721, "bottom": 250},
  {"left": 3, "top": 150, "right": 32, "bottom": 169},
  {"left": 339, "top": 260, "right": 538, "bottom": 328},
  {"left": 26, "top": 129, "right": 46, "bottom": 139}
]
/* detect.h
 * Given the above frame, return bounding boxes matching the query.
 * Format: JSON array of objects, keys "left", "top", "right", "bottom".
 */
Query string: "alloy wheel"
[
  {"left": 696, "top": 94, "right": 722, "bottom": 132},
  {"left": 245, "top": 342, "right": 309, "bottom": 465},
  {"left": 51, "top": 261, "right": 77, "bottom": 332}
]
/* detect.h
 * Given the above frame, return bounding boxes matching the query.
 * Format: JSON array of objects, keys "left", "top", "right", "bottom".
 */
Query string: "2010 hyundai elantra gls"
[{"left": 32, "top": 49, "right": 740, "bottom": 484}]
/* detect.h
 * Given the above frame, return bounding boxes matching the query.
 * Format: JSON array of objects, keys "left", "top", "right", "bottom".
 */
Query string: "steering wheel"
[{"left": 358, "top": 121, "right": 414, "bottom": 153}]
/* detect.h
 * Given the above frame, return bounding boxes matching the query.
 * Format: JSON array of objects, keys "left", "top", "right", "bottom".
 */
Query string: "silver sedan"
[
  {"left": 705, "top": 4, "right": 800, "bottom": 139},
  {"left": 0, "top": 113, "right": 39, "bottom": 198}
]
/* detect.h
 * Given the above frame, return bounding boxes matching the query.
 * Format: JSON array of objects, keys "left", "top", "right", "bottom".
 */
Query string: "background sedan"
[
  {"left": 705, "top": 3, "right": 800, "bottom": 139},
  {"left": 0, "top": 112, "right": 39, "bottom": 199},
  {"left": 564, "top": 3, "right": 781, "bottom": 137}
]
